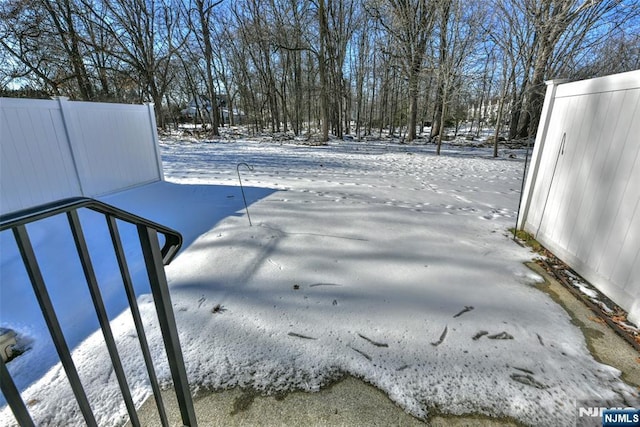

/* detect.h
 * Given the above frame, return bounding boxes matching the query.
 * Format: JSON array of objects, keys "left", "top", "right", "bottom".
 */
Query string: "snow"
[{"left": 1, "top": 138, "right": 638, "bottom": 426}]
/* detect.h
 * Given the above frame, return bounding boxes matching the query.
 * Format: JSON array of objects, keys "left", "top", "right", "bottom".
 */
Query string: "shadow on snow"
[{"left": 0, "top": 181, "right": 276, "bottom": 398}]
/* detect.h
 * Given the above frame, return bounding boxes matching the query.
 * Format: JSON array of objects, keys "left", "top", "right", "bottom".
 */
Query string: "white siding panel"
[
  {"left": 520, "top": 70, "right": 640, "bottom": 324},
  {"left": 622, "top": 238, "right": 640, "bottom": 302},
  {"left": 611, "top": 194, "right": 639, "bottom": 287},
  {"left": 65, "top": 102, "right": 160, "bottom": 196},
  {"left": 1, "top": 98, "right": 162, "bottom": 215},
  {"left": 607, "top": 142, "right": 640, "bottom": 283},
  {"left": 565, "top": 92, "right": 615, "bottom": 261},
  {"left": 1, "top": 99, "right": 81, "bottom": 213},
  {"left": 555, "top": 69, "right": 640, "bottom": 98},
  {"left": 541, "top": 95, "right": 588, "bottom": 246},
  {"left": 586, "top": 90, "right": 640, "bottom": 270},
  {"left": 595, "top": 93, "right": 640, "bottom": 279},
  {"left": 580, "top": 91, "right": 632, "bottom": 266},
  {"left": 525, "top": 96, "right": 572, "bottom": 234}
]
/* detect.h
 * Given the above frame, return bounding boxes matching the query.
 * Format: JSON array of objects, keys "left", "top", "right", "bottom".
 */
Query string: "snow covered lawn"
[{"left": 1, "top": 138, "right": 637, "bottom": 426}]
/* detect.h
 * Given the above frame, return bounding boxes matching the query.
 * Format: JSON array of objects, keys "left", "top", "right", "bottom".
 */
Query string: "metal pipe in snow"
[{"left": 236, "top": 162, "right": 254, "bottom": 226}]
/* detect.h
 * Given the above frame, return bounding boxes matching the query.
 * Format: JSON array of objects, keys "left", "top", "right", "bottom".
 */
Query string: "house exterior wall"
[
  {"left": 518, "top": 70, "right": 640, "bottom": 324},
  {"left": 0, "top": 97, "right": 163, "bottom": 215}
]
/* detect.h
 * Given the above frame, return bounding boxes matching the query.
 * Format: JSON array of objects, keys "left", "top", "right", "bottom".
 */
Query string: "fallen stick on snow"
[
  {"left": 358, "top": 333, "right": 389, "bottom": 348},
  {"left": 453, "top": 305, "right": 475, "bottom": 318},
  {"left": 431, "top": 325, "right": 448, "bottom": 347}
]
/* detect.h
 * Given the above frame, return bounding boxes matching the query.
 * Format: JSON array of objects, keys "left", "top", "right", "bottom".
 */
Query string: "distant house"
[
  {"left": 180, "top": 94, "right": 220, "bottom": 119},
  {"left": 466, "top": 98, "right": 512, "bottom": 127},
  {"left": 180, "top": 94, "right": 245, "bottom": 124}
]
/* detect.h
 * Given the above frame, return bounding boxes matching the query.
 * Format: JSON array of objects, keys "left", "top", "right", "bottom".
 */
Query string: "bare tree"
[
  {"left": 570, "top": 29, "right": 640, "bottom": 79},
  {"left": 268, "top": 0, "right": 315, "bottom": 135},
  {"left": 369, "top": 0, "right": 437, "bottom": 142},
  {"left": 317, "top": 0, "right": 330, "bottom": 141},
  {"left": 0, "top": 0, "right": 95, "bottom": 98},
  {"left": 185, "top": 0, "right": 224, "bottom": 136},
  {"left": 86, "top": 0, "right": 183, "bottom": 125},
  {"left": 1, "top": 0, "right": 638, "bottom": 143},
  {"left": 350, "top": 12, "right": 376, "bottom": 138},
  {"left": 495, "top": 0, "right": 636, "bottom": 139},
  {"left": 433, "top": 0, "right": 482, "bottom": 154},
  {"left": 44, "top": 0, "right": 95, "bottom": 99}
]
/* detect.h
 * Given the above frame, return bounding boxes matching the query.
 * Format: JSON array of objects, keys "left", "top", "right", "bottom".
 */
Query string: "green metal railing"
[{"left": 0, "top": 197, "right": 197, "bottom": 426}]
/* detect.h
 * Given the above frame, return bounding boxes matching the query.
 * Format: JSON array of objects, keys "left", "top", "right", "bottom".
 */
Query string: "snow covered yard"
[{"left": 1, "top": 138, "right": 637, "bottom": 426}]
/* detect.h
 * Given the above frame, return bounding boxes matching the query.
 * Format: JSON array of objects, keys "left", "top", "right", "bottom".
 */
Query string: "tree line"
[{"left": 1, "top": 0, "right": 638, "bottom": 146}]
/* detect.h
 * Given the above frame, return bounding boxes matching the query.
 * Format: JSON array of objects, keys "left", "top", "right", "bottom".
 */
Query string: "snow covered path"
[{"left": 1, "top": 139, "right": 637, "bottom": 426}]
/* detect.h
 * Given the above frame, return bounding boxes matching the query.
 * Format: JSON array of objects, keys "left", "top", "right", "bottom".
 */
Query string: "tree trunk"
[
  {"left": 367, "top": 52, "right": 377, "bottom": 136},
  {"left": 493, "top": 87, "right": 507, "bottom": 158},
  {"left": 431, "top": 85, "right": 443, "bottom": 140},
  {"left": 436, "top": 85, "right": 447, "bottom": 155},
  {"left": 519, "top": 47, "right": 550, "bottom": 138},
  {"left": 431, "top": 0, "right": 450, "bottom": 141},
  {"left": 196, "top": 0, "right": 220, "bottom": 136},
  {"left": 43, "top": 0, "right": 94, "bottom": 100},
  {"left": 318, "top": 0, "right": 329, "bottom": 142},
  {"left": 406, "top": 63, "right": 420, "bottom": 141}
]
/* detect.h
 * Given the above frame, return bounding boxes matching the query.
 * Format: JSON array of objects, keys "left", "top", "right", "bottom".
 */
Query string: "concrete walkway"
[
  {"left": 131, "top": 375, "right": 523, "bottom": 427},
  {"left": 130, "top": 263, "right": 639, "bottom": 426}
]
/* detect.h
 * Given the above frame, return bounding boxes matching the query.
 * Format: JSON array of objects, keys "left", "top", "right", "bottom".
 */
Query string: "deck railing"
[{"left": 0, "top": 197, "right": 197, "bottom": 426}]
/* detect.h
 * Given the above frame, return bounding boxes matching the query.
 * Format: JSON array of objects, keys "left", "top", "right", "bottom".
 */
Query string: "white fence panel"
[
  {"left": 61, "top": 100, "right": 162, "bottom": 196},
  {"left": 1, "top": 98, "right": 82, "bottom": 214},
  {"left": 0, "top": 97, "right": 163, "bottom": 215},
  {"left": 518, "top": 70, "right": 640, "bottom": 324}
]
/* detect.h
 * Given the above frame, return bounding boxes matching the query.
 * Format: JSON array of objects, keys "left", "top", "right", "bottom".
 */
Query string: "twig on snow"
[
  {"left": 358, "top": 333, "right": 389, "bottom": 348},
  {"left": 472, "top": 330, "right": 488, "bottom": 340},
  {"left": 287, "top": 332, "right": 317, "bottom": 340},
  {"left": 453, "top": 306, "right": 474, "bottom": 318},
  {"left": 487, "top": 331, "right": 514, "bottom": 340},
  {"left": 348, "top": 345, "right": 372, "bottom": 361},
  {"left": 431, "top": 325, "right": 448, "bottom": 347}
]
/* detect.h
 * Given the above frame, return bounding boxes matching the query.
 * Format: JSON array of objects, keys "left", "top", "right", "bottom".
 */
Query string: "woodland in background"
[{"left": 1, "top": 0, "right": 639, "bottom": 147}]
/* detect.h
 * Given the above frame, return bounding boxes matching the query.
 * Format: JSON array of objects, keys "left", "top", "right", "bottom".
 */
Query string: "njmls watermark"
[{"left": 576, "top": 400, "right": 640, "bottom": 427}]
